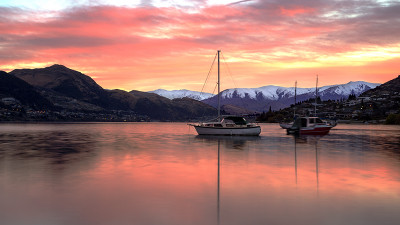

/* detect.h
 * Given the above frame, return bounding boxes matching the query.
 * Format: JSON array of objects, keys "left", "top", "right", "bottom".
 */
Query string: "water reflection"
[
  {"left": 292, "top": 135, "right": 325, "bottom": 193},
  {"left": 195, "top": 135, "right": 260, "bottom": 150},
  {"left": 195, "top": 134, "right": 328, "bottom": 225},
  {"left": 195, "top": 136, "right": 261, "bottom": 225},
  {"left": 0, "top": 131, "right": 97, "bottom": 163},
  {"left": 0, "top": 123, "right": 399, "bottom": 225},
  {"left": 217, "top": 139, "right": 220, "bottom": 225}
]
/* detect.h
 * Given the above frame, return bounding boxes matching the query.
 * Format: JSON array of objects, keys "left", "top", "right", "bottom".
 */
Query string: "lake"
[{"left": 0, "top": 123, "right": 399, "bottom": 225}]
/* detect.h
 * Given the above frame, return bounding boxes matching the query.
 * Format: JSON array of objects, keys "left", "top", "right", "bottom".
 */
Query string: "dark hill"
[
  {"left": 6, "top": 64, "right": 217, "bottom": 121},
  {"left": 0, "top": 71, "right": 53, "bottom": 109},
  {"left": 128, "top": 90, "right": 216, "bottom": 120},
  {"left": 10, "top": 64, "right": 125, "bottom": 110},
  {"left": 361, "top": 75, "right": 400, "bottom": 97},
  {"left": 107, "top": 89, "right": 217, "bottom": 120}
]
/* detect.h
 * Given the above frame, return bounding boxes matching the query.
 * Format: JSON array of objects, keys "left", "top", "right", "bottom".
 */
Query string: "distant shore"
[
  {"left": 1, "top": 120, "right": 398, "bottom": 125},
  {"left": 336, "top": 119, "right": 387, "bottom": 124}
]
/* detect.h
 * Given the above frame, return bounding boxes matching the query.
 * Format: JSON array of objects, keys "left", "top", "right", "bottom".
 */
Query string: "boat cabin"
[
  {"left": 201, "top": 116, "right": 254, "bottom": 128},
  {"left": 292, "top": 117, "right": 325, "bottom": 128},
  {"left": 222, "top": 116, "right": 248, "bottom": 126}
]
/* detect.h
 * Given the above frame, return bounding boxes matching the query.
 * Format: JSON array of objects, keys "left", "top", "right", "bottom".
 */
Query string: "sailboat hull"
[
  {"left": 299, "top": 126, "right": 331, "bottom": 135},
  {"left": 193, "top": 126, "right": 261, "bottom": 136},
  {"left": 287, "top": 125, "right": 332, "bottom": 135},
  {"left": 279, "top": 122, "right": 293, "bottom": 129}
]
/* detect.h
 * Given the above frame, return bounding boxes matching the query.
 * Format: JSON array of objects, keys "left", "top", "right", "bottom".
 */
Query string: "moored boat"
[
  {"left": 189, "top": 50, "right": 261, "bottom": 136},
  {"left": 285, "top": 76, "right": 334, "bottom": 135},
  {"left": 286, "top": 116, "right": 333, "bottom": 135},
  {"left": 192, "top": 116, "right": 261, "bottom": 136}
]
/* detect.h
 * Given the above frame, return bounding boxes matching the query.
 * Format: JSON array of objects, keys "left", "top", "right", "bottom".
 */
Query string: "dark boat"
[{"left": 286, "top": 116, "right": 333, "bottom": 135}]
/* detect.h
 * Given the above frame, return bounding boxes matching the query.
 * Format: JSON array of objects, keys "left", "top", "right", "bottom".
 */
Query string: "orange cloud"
[
  {"left": 0, "top": 1, "right": 399, "bottom": 91},
  {"left": 280, "top": 7, "right": 315, "bottom": 17}
]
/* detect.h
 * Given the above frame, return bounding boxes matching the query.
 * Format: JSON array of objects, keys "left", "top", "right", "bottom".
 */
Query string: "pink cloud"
[
  {"left": 0, "top": 1, "right": 399, "bottom": 91},
  {"left": 280, "top": 6, "right": 315, "bottom": 17}
]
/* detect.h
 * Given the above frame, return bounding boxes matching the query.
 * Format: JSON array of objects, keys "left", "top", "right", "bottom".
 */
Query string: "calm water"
[{"left": 0, "top": 123, "right": 399, "bottom": 225}]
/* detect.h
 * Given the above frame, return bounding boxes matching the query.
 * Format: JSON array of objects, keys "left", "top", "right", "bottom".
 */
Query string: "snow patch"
[{"left": 149, "top": 89, "right": 215, "bottom": 101}]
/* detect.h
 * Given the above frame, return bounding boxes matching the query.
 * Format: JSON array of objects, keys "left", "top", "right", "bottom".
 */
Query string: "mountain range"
[
  {"left": 150, "top": 81, "right": 380, "bottom": 112},
  {"left": 0, "top": 64, "right": 385, "bottom": 121},
  {"left": 1, "top": 65, "right": 216, "bottom": 121}
]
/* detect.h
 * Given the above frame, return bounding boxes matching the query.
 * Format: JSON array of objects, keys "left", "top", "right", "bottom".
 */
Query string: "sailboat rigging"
[
  {"left": 286, "top": 75, "right": 333, "bottom": 135},
  {"left": 189, "top": 50, "right": 261, "bottom": 136},
  {"left": 279, "top": 81, "right": 297, "bottom": 129},
  {"left": 315, "top": 75, "right": 318, "bottom": 116}
]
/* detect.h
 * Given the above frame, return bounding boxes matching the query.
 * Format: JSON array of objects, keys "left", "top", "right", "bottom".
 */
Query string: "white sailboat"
[{"left": 189, "top": 50, "right": 261, "bottom": 136}]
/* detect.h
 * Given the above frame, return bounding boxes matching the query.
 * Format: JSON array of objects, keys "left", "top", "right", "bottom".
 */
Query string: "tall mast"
[
  {"left": 315, "top": 75, "right": 318, "bottom": 116},
  {"left": 217, "top": 50, "right": 221, "bottom": 121},
  {"left": 294, "top": 80, "right": 297, "bottom": 118}
]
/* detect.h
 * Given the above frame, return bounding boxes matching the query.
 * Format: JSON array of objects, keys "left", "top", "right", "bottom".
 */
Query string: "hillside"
[
  {"left": 258, "top": 75, "right": 400, "bottom": 123},
  {"left": 0, "top": 71, "right": 53, "bottom": 109},
  {"left": 129, "top": 90, "right": 216, "bottom": 120},
  {"left": 2, "top": 65, "right": 217, "bottom": 121},
  {"left": 361, "top": 75, "right": 400, "bottom": 97},
  {"left": 10, "top": 64, "right": 125, "bottom": 110}
]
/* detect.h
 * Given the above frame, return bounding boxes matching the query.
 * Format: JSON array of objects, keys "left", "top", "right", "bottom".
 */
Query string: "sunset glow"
[{"left": 1, "top": 0, "right": 399, "bottom": 91}]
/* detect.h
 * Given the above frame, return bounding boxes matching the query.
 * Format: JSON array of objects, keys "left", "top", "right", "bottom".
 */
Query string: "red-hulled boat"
[{"left": 286, "top": 116, "right": 333, "bottom": 135}]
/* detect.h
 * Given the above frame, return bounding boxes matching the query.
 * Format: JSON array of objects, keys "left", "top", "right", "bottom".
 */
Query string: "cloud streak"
[
  {"left": 0, "top": 0, "right": 399, "bottom": 91},
  {"left": 227, "top": 0, "right": 254, "bottom": 6}
]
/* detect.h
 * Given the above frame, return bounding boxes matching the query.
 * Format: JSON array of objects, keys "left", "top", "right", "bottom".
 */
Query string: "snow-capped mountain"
[
  {"left": 319, "top": 81, "right": 380, "bottom": 99},
  {"left": 221, "top": 86, "right": 313, "bottom": 100},
  {"left": 203, "top": 81, "right": 380, "bottom": 112},
  {"left": 150, "top": 81, "right": 380, "bottom": 112},
  {"left": 219, "top": 81, "right": 380, "bottom": 101},
  {"left": 149, "top": 89, "right": 215, "bottom": 101}
]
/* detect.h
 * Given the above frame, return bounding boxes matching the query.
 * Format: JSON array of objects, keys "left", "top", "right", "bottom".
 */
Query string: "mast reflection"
[
  {"left": 217, "top": 139, "right": 220, "bottom": 225},
  {"left": 194, "top": 136, "right": 260, "bottom": 225},
  {"left": 293, "top": 135, "right": 325, "bottom": 195}
]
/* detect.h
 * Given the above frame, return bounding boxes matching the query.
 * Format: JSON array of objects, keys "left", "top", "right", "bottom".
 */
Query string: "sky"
[{"left": 0, "top": 0, "right": 399, "bottom": 92}]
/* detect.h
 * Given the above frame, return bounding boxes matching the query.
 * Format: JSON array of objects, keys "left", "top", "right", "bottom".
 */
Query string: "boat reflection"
[
  {"left": 194, "top": 136, "right": 261, "bottom": 225},
  {"left": 292, "top": 134, "right": 325, "bottom": 194},
  {"left": 194, "top": 135, "right": 260, "bottom": 150},
  {"left": 293, "top": 134, "right": 326, "bottom": 144}
]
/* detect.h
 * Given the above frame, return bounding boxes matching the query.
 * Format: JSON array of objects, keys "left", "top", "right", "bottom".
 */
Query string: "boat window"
[
  {"left": 309, "top": 118, "right": 315, "bottom": 124},
  {"left": 223, "top": 119, "right": 234, "bottom": 124},
  {"left": 301, "top": 118, "right": 307, "bottom": 127},
  {"left": 214, "top": 124, "right": 223, "bottom": 127},
  {"left": 316, "top": 118, "right": 323, "bottom": 123},
  {"left": 223, "top": 117, "right": 247, "bottom": 125}
]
